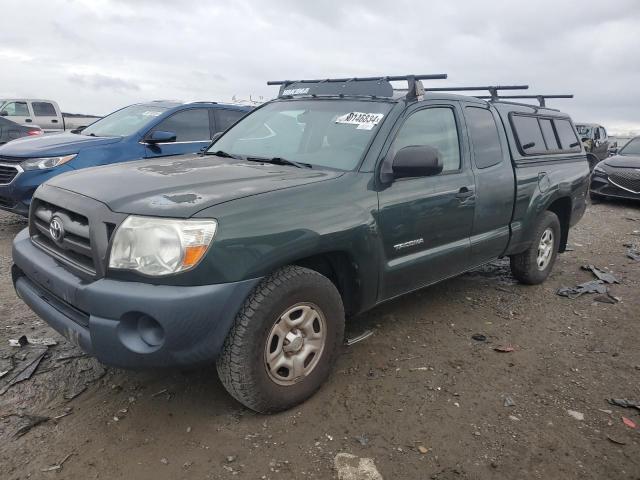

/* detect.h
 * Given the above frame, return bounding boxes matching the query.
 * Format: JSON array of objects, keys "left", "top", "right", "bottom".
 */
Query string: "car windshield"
[
  {"left": 619, "top": 137, "right": 640, "bottom": 156},
  {"left": 81, "top": 104, "right": 168, "bottom": 137},
  {"left": 208, "top": 99, "right": 392, "bottom": 170}
]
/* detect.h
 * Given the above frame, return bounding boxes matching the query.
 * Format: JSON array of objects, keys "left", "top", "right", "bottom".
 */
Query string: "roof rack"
[
  {"left": 267, "top": 74, "right": 448, "bottom": 100},
  {"left": 425, "top": 85, "right": 529, "bottom": 101},
  {"left": 475, "top": 94, "right": 574, "bottom": 107}
]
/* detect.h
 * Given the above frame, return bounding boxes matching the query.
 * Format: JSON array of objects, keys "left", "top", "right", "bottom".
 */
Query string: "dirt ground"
[{"left": 1, "top": 201, "right": 639, "bottom": 480}]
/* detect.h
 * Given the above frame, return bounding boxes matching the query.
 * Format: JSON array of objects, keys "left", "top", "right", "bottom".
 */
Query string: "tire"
[
  {"left": 509, "top": 211, "right": 561, "bottom": 285},
  {"left": 216, "top": 265, "right": 345, "bottom": 413}
]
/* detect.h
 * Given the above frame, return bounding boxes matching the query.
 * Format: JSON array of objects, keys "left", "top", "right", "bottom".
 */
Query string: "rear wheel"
[
  {"left": 216, "top": 266, "right": 345, "bottom": 413},
  {"left": 510, "top": 211, "right": 561, "bottom": 285}
]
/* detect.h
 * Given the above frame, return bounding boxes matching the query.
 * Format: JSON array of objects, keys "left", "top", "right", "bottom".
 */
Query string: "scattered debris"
[
  {"left": 471, "top": 334, "right": 487, "bottom": 342},
  {"left": 567, "top": 410, "right": 584, "bottom": 421},
  {"left": 508, "top": 415, "right": 520, "bottom": 421},
  {"left": 64, "top": 386, "right": 87, "bottom": 401},
  {"left": 0, "top": 349, "right": 47, "bottom": 395},
  {"left": 346, "top": 330, "right": 374, "bottom": 346},
  {"left": 581, "top": 265, "right": 619, "bottom": 284},
  {"left": 160, "top": 457, "right": 169, "bottom": 465},
  {"left": 607, "top": 435, "right": 627, "bottom": 445},
  {"left": 608, "top": 398, "right": 640, "bottom": 410},
  {"left": 226, "top": 455, "right": 236, "bottom": 463},
  {"left": 151, "top": 388, "right": 168, "bottom": 397},
  {"left": 334, "top": 453, "right": 383, "bottom": 480},
  {"left": 9, "top": 335, "right": 57, "bottom": 347},
  {"left": 0, "top": 370, "right": 9, "bottom": 378},
  {"left": 41, "top": 453, "right": 73, "bottom": 472},
  {"left": 14, "top": 414, "right": 50, "bottom": 437},
  {"left": 353, "top": 435, "right": 370, "bottom": 447},
  {"left": 409, "top": 367, "right": 429, "bottom": 371},
  {"left": 503, "top": 396, "right": 515, "bottom": 407},
  {"left": 53, "top": 407, "right": 73, "bottom": 421},
  {"left": 557, "top": 280, "right": 608, "bottom": 298},
  {"left": 494, "top": 345, "right": 515, "bottom": 353},
  {"left": 622, "top": 416, "right": 637, "bottom": 429},
  {"left": 625, "top": 243, "right": 640, "bottom": 261},
  {"left": 594, "top": 294, "right": 618, "bottom": 304},
  {"left": 417, "top": 445, "right": 429, "bottom": 454}
]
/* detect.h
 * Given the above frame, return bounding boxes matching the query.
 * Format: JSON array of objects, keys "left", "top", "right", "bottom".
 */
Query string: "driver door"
[
  {"left": 144, "top": 108, "right": 213, "bottom": 158},
  {"left": 377, "top": 102, "right": 476, "bottom": 300}
]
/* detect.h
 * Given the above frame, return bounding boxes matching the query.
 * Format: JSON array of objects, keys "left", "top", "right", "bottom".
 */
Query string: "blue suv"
[{"left": 0, "top": 101, "right": 251, "bottom": 216}]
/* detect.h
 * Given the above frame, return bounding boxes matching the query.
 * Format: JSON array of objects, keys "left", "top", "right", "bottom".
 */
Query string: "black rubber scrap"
[
  {"left": 608, "top": 398, "right": 640, "bottom": 410},
  {"left": 557, "top": 280, "right": 608, "bottom": 299}
]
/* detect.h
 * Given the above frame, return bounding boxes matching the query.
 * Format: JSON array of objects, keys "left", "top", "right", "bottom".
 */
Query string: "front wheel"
[
  {"left": 509, "top": 211, "right": 561, "bottom": 285},
  {"left": 216, "top": 266, "right": 345, "bottom": 413}
]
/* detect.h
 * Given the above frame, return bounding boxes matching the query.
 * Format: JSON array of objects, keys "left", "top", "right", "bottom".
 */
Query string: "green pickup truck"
[{"left": 12, "top": 75, "right": 589, "bottom": 412}]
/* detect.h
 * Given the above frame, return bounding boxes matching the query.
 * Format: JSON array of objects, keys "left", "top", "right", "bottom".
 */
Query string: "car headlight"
[
  {"left": 109, "top": 216, "right": 217, "bottom": 276},
  {"left": 21, "top": 154, "right": 77, "bottom": 170},
  {"left": 593, "top": 164, "right": 607, "bottom": 175}
]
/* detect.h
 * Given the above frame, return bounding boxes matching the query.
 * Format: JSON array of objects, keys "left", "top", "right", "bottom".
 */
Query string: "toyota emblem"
[{"left": 49, "top": 217, "right": 64, "bottom": 243}]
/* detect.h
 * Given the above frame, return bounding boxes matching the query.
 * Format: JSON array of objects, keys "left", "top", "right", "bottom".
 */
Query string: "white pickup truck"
[{"left": 0, "top": 99, "right": 100, "bottom": 132}]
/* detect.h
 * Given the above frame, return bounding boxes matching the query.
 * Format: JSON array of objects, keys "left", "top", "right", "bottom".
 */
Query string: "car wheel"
[
  {"left": 216, "top": 265, "right": 345, "bottom": 413},
  {"left": 509, "top": 211, "right": 561, "bottom": 285}
]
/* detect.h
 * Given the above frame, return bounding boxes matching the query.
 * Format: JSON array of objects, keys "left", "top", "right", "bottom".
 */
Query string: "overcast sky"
[{"left": 2, "top": 0, "right": 639, "bottom": 133}]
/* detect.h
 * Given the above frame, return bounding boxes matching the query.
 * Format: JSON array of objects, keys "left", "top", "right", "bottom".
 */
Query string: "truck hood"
[
  {"left": 603, "top": 155, "right": 640, "bottom": 168},
  {"left": 47, "top": 154, "right": 344, "bottom": 217},
  {"left": 0, "top": 132, "right": 121, "bottom": 157}
]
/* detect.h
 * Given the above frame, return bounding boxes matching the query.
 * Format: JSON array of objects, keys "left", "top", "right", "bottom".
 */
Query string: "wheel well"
[
  {"left": 547, "top": 197, "right": 572, "bottom": 252},
  {"left": 293, "top": 252, "right": 360, "bottom": 316}
]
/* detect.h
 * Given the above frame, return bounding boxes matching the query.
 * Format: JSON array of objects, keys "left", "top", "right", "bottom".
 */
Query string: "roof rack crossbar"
[
  {"left": 267, "top": 74, "right": 448, "bottom": 100},
  {"left": 475, "top": 94, "right": 573, "bottom": 107},
  {"left": 425, "top": 85, "right": 529, "bottom": 101}
]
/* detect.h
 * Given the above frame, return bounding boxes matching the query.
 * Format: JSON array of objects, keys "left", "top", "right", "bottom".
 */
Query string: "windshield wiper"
[
  {"left": 206, "top": 150, "right": 242, "bottom": 159},
  {"left": 246, "top": 156, "right": 312, "bottom": 169}
]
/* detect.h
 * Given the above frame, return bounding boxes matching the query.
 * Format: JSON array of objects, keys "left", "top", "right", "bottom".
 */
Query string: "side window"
[
  {"left": 393, "top": 107, "right": 461, "bottom": 172},
  {"left": 2, "top": 102, "right": 30, "bottom": 116},
  {"left": 554, "top": 119, "right": 581, "bottom": 152},
  {"left": 465, "top": 107, "right": 503, "bottom": 169},
  {"left": 599, "top": 127, "right": 607, "bottom": 140},
  {"left": 511, "top": 115, "right": 547, "bottom": 155},
  {"left": 151, "top": 109, "right": 211, "bottom": 142},
  {"left": 214, "top": 109, "right": 245, "bottom": 132},
  {"left": 32, "top": 102, "right": 57, "bottom": 116},
  {"left": 539, "top": 118, "right": 560, "bottom": 150}
]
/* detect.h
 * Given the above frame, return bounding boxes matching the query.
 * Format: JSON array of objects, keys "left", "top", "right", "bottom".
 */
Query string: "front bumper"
[
  {"left": 590, "top": 173, "right": 640, "bottom": 201},
  {"left": 12, "top": 228, "right": 261, "bottom": 368}
]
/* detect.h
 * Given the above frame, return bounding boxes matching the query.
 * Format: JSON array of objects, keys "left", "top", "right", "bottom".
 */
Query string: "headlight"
[
  {"left": 593, "top": 164, "right": 607, "bottom": 175},
  {"left": 21, "top": 154, "right": 77, "bottom": 170},
  {"left": 109, "top": 216, "right": 217, "bottom": 276}
]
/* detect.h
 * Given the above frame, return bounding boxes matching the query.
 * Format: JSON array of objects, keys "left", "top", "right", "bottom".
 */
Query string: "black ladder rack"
[
  {"left": 425, "top": 85, "right": 529, "bottom": 101},
  {"left": 475, "top": 94, "right": 574, "bottom": 107},
  {"left": 267, "top": 74, "right": 448, "bottom": 100}
]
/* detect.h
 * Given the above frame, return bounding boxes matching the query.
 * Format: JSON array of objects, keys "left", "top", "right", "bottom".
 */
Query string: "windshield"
[
  {"left": 619, "top": 137, "right": 640, "bottom": 156},
  {"left": 209, "top": 99, "right": 392, "bottom": 170},
  {"left": 81, "top": 104, "right": 168, "bottom": 137},
  {"left": 576, "top": 125, "right": 593, "bottom": 138}
]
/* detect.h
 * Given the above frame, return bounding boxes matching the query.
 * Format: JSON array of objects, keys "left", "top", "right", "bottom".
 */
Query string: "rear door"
[
  {"left": 213, "top": 108, "right": 247, "bottom": 133},
  {"left": 377, "top": 101, "right": 476, "bottom": 300},
  {"left": 0, "top": 101, "right": 33, "bottom": 126},
  {"left": 464, "top": 105, "right": 515, "bottom": 265},
  {"left": 32, "top": 101, "right": 61, "bottom": 130},
  {"left": 144, "top": 108, "right": 212, "bottom": 158}
]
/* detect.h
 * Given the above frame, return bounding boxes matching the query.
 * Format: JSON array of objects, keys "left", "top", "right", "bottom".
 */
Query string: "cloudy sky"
[{"left": 2, "top": 0, "right": 639, "bottom": 133}]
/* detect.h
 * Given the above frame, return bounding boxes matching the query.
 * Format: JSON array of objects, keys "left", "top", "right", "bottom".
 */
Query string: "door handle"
[
  {"left": 455, "top": 186, "right": 474, "bottom": 199},
  {"left": 51, "top": 119, "right": 58, "bottom": 123},
  {"left": 25, "top": 118, "right": 32, "bottom": 123}
]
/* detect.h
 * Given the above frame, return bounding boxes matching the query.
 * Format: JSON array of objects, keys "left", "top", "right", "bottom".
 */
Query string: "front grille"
[
  {"left": 0, "top": 164, "right": 19, "bottom": 184},
  {"left": 609, "top": 168, "right": 640, "bottom": 194},
  {"left": 31, "top": 199, "right": 96, "bottom": 275},
  {"left": 0, "top": 155, "right": 26, "bottom": 163}
]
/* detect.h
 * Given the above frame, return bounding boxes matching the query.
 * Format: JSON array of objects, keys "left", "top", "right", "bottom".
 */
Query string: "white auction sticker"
[{"left": 335, "top": 112, "right": 384, "bottom": 129}]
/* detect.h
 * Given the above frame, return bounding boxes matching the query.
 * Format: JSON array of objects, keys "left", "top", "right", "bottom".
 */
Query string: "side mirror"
[
  {"left": 0, "top": 111, "right": 8, "bottom": 117},
  {"left": 609, "top": 148, "right": 618, "bottom": 156},
  {"left": 70, "top": 126, "right": 87, "bottom": 134},
  {"left": 392, "top": 145, "right": 443, "bottom": 179},
  {"left": 145, "top": 130, "right": 176, "bottom": 144}
]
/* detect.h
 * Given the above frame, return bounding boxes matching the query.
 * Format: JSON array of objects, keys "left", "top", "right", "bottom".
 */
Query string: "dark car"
[
  {"left": 590, "top": 135, "right": 640, "bottom": 201},
  {"left": 0, "top": 101, "right": 251, "bottom": 216},
  {"left": 576, "top": 123, "right": 609, "bottom": 170},
  {"left": 0, "top": 117, "right": 42, "bottom": 145},
  {"left": 12, "top": 75, "right": 589, "bottom": 413}
]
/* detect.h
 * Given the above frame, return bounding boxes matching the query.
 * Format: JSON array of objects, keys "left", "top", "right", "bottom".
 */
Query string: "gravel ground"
[{"left": 1, "top": 201, "right": 639, "bottom": 480}]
